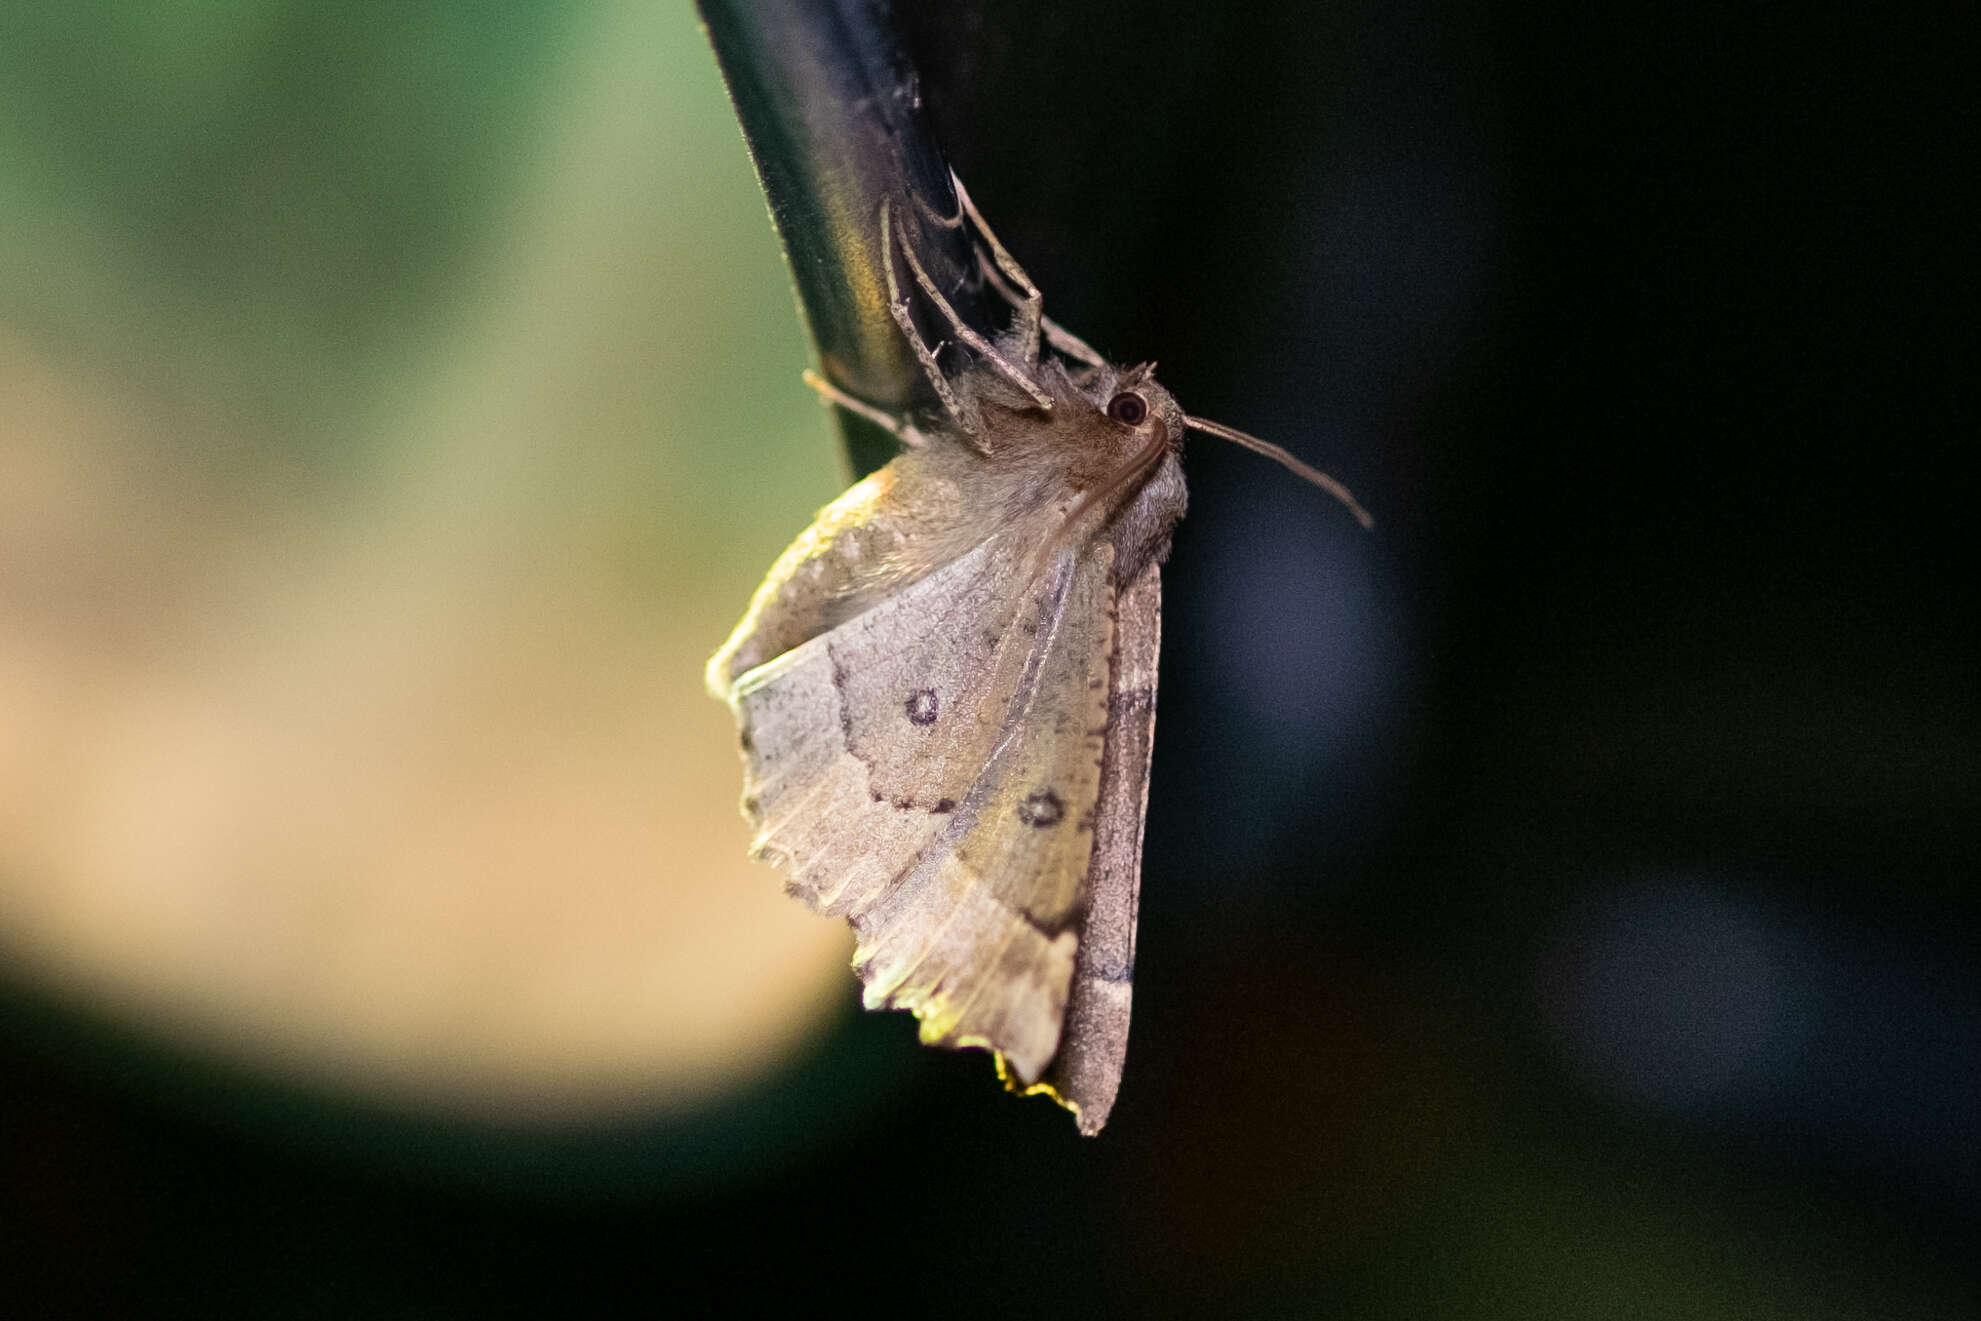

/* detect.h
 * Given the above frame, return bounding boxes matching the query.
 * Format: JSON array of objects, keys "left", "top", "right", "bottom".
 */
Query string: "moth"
[{"left": 706, "top": 176, "right": 1369, "bottom": 1134}]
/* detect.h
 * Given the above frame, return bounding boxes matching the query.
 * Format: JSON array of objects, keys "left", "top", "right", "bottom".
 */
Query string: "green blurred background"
[
  {"left": 2, "top": 1, "right": 1973, "bottom": 1317},
  {"left": 2, "top": 0, "right": 860, "bottom": 1121}
]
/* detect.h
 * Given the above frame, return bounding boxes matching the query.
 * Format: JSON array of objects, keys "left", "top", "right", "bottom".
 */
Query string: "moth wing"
[
  {"left": 725, "top": 527, "right": 1056, "bottom": 915},
  {"left": 720, "top": 526, "right": 1116, "bottom": 1087},
  {"left": 705, "top": 467, "right": 934, "bottom": 691},
  {"left": 852, "top": 541, "right": 1117, "bottom": 1087},
  {"left": 1042, "top": 560, "right": 1160, "bottom": 1134}
]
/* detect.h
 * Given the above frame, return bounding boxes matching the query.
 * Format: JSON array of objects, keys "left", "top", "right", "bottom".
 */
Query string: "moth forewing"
[
  {"left": 719, "top": 507, "right": 1119, "bottom": 1091},
  {"left": 860, "top": 541, "right": 1114, "bottom": 1080},
  {"left": 1037, "top": 559, "right": 1162, "bottom": 1134},
  {"left": 710, "top": 181, "right": 1203, "bottom": 1133}
]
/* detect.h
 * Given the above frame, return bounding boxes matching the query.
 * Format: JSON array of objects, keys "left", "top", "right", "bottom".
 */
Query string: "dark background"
[{"left": 5, "top": 1, "right": 1973, "bottom": 1315}]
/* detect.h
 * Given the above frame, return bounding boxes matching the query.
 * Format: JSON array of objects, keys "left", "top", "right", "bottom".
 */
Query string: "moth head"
[
  {"left": 1078, "top": 360, "right": 1186, "bottom": 457},
  {"left": 1076, "top": 360, "right": 1375, "bottom": 530}
]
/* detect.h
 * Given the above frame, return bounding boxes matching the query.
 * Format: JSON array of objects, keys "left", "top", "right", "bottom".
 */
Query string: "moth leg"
[
  {"left": 910, "top": 187, "right": 966, "bottom": 232},
  {"left": 973, "top": 250, "right": 1114, "bottom": 371},
  {"left": 881, "top": 198, "right": 988, "bottom": 447},
  {"left": 1041, "top": 314, "right": 1109, "bottom": 370},
  {"left": 985, "top": 277, "right": 1103, "bottom": 381},
  {"left": 952, "top": 172, "right": 1111, "bottom": 372},
  {"left": 886, "top": 197, "right": 1055, "bottom": 413},
  {"left": 951, "top": 171, "right": 1043, "bottom": 365},
  {"left": 800, "top": 369, "right": 930, "bottom": 448}
]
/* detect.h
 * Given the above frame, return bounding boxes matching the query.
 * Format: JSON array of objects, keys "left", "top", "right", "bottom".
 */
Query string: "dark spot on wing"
[
  {"left": 1017, "top": 789, "right": 1065, "bottom": 828},
  {"left": 931, "top": 798, "right": 955, "bottom": 814},
  {"left": 892, "top": 797, "right": 913, "bottom": 810},
  {"left": 828, "top": 645, "right": 855, "bottom": 743},
  {"left": 741, "top": 794, "right": 759, "bottom": 817},
  {"left": 1015, "top": 905, "right": 1063, "bottom": 939},
  {"left": 905, "top": 688, "right": 939, "bottom": 725},
  {"left": 739, "top": 728, "right": 754, "bottom": 753}
]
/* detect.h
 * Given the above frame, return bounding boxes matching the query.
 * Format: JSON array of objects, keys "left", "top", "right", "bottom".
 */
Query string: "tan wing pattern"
[
  {"left": 1043, "top": 559, "right": 1161, "bottom": 1133},
  {"left": 721, "top": 527, "right": 1116, "bottom": 1084},
  {"left": 727, "top": 529, "right": 1050, "bottom": 915},
  {"left": 706, "top": 463, "right": 965, "bottom": 690}
]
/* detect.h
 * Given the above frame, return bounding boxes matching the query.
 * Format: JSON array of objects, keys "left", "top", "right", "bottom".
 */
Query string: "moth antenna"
[{"left": 1183, "top": 415, "right": 1375, "bottom": 530}]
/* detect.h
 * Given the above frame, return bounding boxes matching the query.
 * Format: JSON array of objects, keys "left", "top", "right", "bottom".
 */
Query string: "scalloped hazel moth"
[{"left": 707, "top": 178, "right": 1368, "bottom": 1134}]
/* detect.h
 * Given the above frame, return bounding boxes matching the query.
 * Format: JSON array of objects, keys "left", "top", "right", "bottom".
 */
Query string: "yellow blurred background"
[{"left": 0, "top": 0, "right": 854, "bottom": 1119}]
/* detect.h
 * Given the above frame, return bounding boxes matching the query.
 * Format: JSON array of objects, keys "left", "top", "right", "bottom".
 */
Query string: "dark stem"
[{"left": 696, "top": 0, "right": 996, "bottom": 477}]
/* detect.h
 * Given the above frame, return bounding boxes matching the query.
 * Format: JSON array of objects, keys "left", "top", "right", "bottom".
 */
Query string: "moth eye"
[{"left": 1106, "top": 392, "right": 1148, "bottom": 426}]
